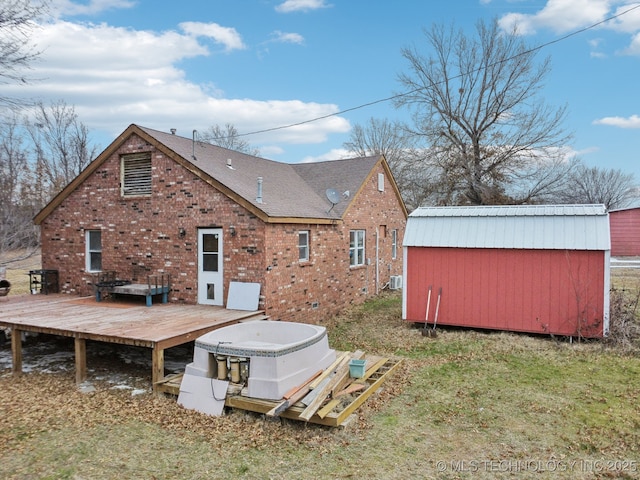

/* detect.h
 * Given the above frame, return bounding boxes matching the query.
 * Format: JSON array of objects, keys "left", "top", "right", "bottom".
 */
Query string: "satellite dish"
[
  {"left": 325, "top": 188, "right": 341, "bottom": 214},
  {"left": 326, "top": 188, "right": 341, "bottom": 205}
]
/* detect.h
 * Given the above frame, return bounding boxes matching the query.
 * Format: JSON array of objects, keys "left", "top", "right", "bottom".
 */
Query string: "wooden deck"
[{"left": 0, "top": 294, "right": 267, "bottom": 392}]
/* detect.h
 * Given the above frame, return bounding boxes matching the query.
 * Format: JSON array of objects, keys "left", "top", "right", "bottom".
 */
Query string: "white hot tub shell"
[{"left": 184, "top": 321, "right": 336, "bottom": 400}]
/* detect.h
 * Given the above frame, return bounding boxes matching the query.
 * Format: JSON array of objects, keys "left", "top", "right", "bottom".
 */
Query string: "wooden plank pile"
[
  {"left": 158, "top": 351, "right": 402, "bottom": 426},
  {"left": 225, "top": 351, "right": 402, "bottom": 427}
]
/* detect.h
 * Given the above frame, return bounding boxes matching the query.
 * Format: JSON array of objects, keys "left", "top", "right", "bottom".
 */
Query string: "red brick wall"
[
  {"left": 262, "top": 164, "right": 406, "bottom": 323},
  {"left": 40, "top": 134, "right": 406, "bottom": 322},
  {"left": 40, "top": 134, "right": 267, "bottom": 302}
]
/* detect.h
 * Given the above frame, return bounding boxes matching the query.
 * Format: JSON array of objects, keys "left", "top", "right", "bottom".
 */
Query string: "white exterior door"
[{"left": 198, "top": 228, "right": 223, "bottom": 305}]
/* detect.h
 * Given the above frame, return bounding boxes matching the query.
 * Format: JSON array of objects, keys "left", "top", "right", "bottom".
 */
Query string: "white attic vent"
[{"left": 378, "top": 173, "right": 385, "bottom": 192}]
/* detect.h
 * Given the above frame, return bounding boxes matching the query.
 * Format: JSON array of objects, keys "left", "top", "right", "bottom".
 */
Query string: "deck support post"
[
  {"left": 152, "top": 345, "right": 164, "bottom": 394},
  {"left": 74, "top": 336, "right": 87, "bottom": 383},
  {"left": 11, "top": 328, "right": 22, "bottom": 376}
]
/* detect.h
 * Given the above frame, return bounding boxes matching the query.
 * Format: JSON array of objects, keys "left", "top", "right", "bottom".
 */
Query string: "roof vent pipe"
[
  {"left": 256, "top": 177, "right": 263, "bottom": 204},
  {"left": 170, "top": 128, "right": 176, "bottom": 135},
  {"left": 192, "top": 130, "right": 197, "bottom": 161}
]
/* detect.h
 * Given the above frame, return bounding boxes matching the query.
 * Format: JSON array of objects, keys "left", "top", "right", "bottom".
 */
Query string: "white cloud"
[
  {"left": 51, "top": 0, "right": 136, "bottom": 17},
  {"left": 300, "top": 147, "right": 350, "bottom": 163},
  {"left": 620, "top": 31, "right": 640, "bottom": 53},
  {"left": 275, "top": 0, "right": 331, "bottom": 13},
  {"left": 179, "top": 22, "right": 246, "bottom": 52},
  {"left": 608, "top": 2, "right": 640, "bottom": 33},
  {"left": 498, "top": 1, "right": 640, "bottom": 57},
  {"left": 0, "top": 20, "right": 349, "bottom": 148},
  {"left": 270, "top": 31, "right": 305, "bottom": 45},
  {"left": 498, "top": 0, "right": 611, "bottom": 35},
  {"left": 593, "top": 114, "right": 640, "bottom": 128}
]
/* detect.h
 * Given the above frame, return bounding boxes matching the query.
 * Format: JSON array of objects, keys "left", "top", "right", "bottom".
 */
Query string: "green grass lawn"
[{"left": 1, "top": 272, "right": 639, "bottom": 479}]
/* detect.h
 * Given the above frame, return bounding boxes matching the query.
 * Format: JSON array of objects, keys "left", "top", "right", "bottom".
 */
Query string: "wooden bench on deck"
[{"left": 93, "top": 271, "right": 171, "bottom": 307}]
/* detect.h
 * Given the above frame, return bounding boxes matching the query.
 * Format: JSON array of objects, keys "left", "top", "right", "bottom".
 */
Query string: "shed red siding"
[
  {"left": 405, "top": 247, "right": 606, "bottom": 337},
  {"left": 610, "top": 208, "right": 640, "bottom": 257}
]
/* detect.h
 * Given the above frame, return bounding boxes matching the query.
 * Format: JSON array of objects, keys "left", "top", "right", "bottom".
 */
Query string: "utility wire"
[{"left": 228, "top": 3, "right": 640, "bottom": 140}]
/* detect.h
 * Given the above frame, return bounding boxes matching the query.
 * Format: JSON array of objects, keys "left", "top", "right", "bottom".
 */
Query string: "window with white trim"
[
  {"left": 349, "top": 230, "right": 365, "bottom": 267},
  {"left": 86, "top": 230, "right": 102, "bottom": 272},
  {"left": 392, "top": 229, "right": 398, "bottom": 259},
  {"left": 121, "top": 153, "right": 152, "bottom": 197},
  {"left": 298, "top": 230, "right": 309, "bottom": 262}
]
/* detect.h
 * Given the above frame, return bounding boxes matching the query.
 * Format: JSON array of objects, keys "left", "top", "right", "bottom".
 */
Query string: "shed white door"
[{"left": 198, "top": 228, "right": 223, "bottom": 305}]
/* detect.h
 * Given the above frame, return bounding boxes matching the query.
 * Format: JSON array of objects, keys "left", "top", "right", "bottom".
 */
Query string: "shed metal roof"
[{"left": 404, "top": 204, "right": 610, "bottom": 250}]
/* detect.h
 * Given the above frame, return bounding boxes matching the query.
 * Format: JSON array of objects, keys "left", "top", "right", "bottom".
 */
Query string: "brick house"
[{"left": 34, "top": 124, "right": 407, "bottom": 322}]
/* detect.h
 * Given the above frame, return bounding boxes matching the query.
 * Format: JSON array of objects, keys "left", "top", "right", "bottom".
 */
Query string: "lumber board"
[
  {"left": 316, "top": 399, "right": 341, "bottom": 419},
  {"left": 225, "top": 395, "right": 342, "bottom": 427},
  {"left": 354, "top": 357, "right": 389, "bottom": 384},
  {"left": 74, "top": 337, "right": 87, "bottom": 383},
  {"left": 266, "top": 370, "right": 322, "bottom": 417},
  {"left": 308, "top": 352, "right": 349, "bottom": 390},
  {"left": 299, "top": 350, "right": 363, "bottom": 421},
  {"left": 332, "top": 357, "right": 403, "bottom": 426},
  {"left": 334, "top": 383, "right": 365, "bottom": 398}
]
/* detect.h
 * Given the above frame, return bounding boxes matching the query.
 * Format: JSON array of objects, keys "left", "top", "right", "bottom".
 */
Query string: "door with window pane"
[{"left": 197, "top": 228, "right": 223, "bottom": 305}]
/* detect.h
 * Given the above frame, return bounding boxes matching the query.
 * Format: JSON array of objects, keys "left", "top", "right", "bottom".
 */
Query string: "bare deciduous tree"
[
  {"left": 0, "top": 0, "right": 47, "bottom": 107},
  {"left": 343, "top": 117, "right": 439, "bottom": 210},
  {"left": 0, "top": 116, "right": 39, "bottom": 256},
  {"left": 556, "top": 164, "right": 637, "bottom": 210},
  {"left": 200, "top": 123, "right": 260, "bottom": 156},
  {"left": 395, "top": 19, "right": 575, "bottom": 205},
  {"left": 0, "top": 101, "right": 98, "bottom": 257},
  {"left": 28, "top": 100, "right": 99, "bottom": 196}
]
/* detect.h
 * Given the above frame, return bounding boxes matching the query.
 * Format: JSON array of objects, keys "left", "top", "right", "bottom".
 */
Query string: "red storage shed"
[
  {"left": 402, "top": 205, "right": 610, "bottom": 338},
  {"left": 609, "top": 207, "right": 640, "bottom": 257}
]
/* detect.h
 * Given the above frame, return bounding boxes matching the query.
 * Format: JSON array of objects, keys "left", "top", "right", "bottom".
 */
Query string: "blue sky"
[{"left": 4, "top": 0, "right": 640, "bottom": 179}]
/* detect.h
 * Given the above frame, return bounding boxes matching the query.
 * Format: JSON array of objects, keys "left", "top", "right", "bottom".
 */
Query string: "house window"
[
  {"left": 298, "top": 231, "right": 309, "bottom": 262},
  {"left": 349, "top": 230, "right": 365, "bottom": 267},
  {"left": 121, "top": 153, "right": 152, "bottom": 197},
  {"left": 392, "top": 229, "right": 398, "bottom": 260},
  {"left": 86, "top": 230, "right": 102, "bottom": 272}
]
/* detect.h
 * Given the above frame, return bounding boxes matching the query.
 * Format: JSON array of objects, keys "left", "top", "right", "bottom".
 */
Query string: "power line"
[{"left": 230, "top": 3, "right": 640, "bottom": 140}]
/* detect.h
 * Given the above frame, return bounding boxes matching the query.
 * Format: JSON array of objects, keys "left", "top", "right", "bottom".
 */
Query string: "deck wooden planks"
[{"left": 0, "top": 294, "right": 266, "bottom": 392}]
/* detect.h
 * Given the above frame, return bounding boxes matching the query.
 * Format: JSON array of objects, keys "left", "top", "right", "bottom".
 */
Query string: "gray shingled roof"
[{"left": 139, "top": 125, "right": 380, "bottom": 220}]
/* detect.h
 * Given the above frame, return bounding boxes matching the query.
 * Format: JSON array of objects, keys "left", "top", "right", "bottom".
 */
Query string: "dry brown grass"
[{"left": 0, "top": 249, "right": 42, "bottom": 295}]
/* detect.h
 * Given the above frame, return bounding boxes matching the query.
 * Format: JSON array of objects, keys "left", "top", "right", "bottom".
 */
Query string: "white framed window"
[
  {"left": 86, "top": 230, "right": 102, "bottom": 272},
  {"left": 121, "top": 153, "right": 152, "bottom": 197},
  {"left": 349, "top": 230, "right": 365, "bottom": 267},
  {"left": 298, "top": 231, "right": 310, "bottom": 262},
  {"left": 392, "top": 229, "right": 398, "bottom": 259}
]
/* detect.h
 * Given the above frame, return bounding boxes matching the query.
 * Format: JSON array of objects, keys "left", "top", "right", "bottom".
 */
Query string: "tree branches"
[
  {"left": 0, "top": 0, "right": 47, "bottom": 107},
  {"left": 395, "top": 19, "right": 574, "bottom": 205}
]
